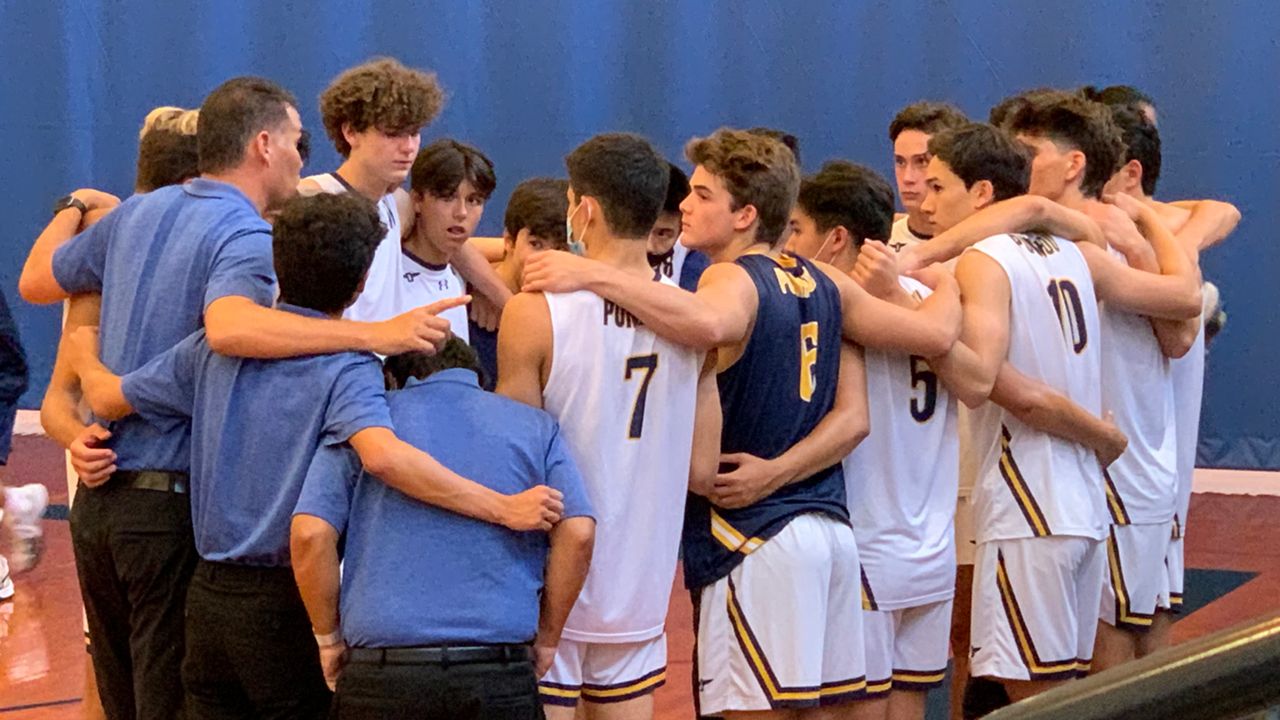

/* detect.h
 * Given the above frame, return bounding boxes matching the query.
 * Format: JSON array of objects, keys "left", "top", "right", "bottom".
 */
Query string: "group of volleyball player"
[{"left": 13, "top": 57, "right": 1237, "bottom": 720}]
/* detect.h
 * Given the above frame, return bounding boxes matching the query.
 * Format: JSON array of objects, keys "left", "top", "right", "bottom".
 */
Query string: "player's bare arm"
[
  {"left": 65, "top": 326, "right": 132, "bottom": 421},
  {"left": 522, "top": 250, "right": 758, "bottom": 352},
  {"left": 1076, "top": 241, "right": 1200, "bottom": 321},
  {"left": 688, "top": 354, "right": 722, "bottom": 498},
  {"left": 1166, "top": 199, "right": 1240, "bottom": 252},
  {"left": 347, "top": 426, "right": 564, "bottom": 532},
  {"left": 989, "top": 364, "right": 1128, "bottom": 467},
  {"left": 494, "top": 291, "right": 553, "bottom": 410},
  {"left": 289, "top": 515, "right": 344, "bottom": 688},
  {"left": 535, "top": 516, "right": 596, "bottom": 676},
  {"left": 203, "top": 294, "right": 467, "bottom": 359},
  {"left": 953, "top": 250, "right": 1013, "bottom": 400},
  {"left": 42, "top": 294, "right": 118, "bottom": 485},
  {"left": 899, "top": 195, "right": 1105, "bottom": 271},
  {"left": 821, "top": 260, "right": 960, "bottom": 358},
  {"left": 1108, "top": 193, "right": 1202, "bottom": 357},
  {"left": 19, "top": 189, "right": 122, "bottom": 303}
]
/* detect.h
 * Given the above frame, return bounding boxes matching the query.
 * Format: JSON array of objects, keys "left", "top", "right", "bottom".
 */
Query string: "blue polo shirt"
[
  {"left": 52, "top": 179, "right": 276, "bottom": 472},
  {"left": 120, "top": 304, "right": 392, "bottom": 566},
  {"left": 294, "top": 369, "right": 594, "bottom": 647}
]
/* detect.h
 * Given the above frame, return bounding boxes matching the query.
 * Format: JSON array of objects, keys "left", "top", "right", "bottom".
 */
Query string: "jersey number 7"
[{"left": 625, "top": 354, "right": 659, "bottom": 439}]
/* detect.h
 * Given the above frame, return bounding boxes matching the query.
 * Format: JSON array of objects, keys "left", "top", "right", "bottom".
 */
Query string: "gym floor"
[{"left": 2, "top": 435, "right": 1277, "bottom": 719}]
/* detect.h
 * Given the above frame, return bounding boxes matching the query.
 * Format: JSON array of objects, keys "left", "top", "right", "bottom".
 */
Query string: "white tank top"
[
  {"left": 303, "top": 173, "right": 405, "bottom": 323},
  {"left": 1170, "top": 327, "right": 1205, "bottom": 536},
  {"left": 966, "top": 233, "right": 1107, "bottom": 544},
  {"left": 398, "top": 250, "right": 469, "bottom": 344},
  {"left": 1098, "top": 249, "right": 1177, "bottom": 525},
  {"left": 542, "top": 283, "right": 701, "bottom": 643},
  {"left": 845, "top": 277, "right": 959, "bottom": 608}
]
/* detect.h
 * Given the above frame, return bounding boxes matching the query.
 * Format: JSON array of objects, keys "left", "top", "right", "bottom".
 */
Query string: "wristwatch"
[{"left": 52, "top": 194, "right": 88, "bottom": 217}]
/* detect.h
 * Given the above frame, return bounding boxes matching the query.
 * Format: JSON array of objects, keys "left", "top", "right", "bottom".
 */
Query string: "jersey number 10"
[{"left": 1047, "top": 279, "right": 1088, "bottom": 354}]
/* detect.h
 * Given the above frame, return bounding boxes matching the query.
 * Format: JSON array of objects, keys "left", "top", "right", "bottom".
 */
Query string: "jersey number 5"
[
  {"left": 625, "top": 354, "right": 659, "bottom": 439},
  {"left": 909, "top": 355, "right": 938, "bottom": 422},
  {"left": 1047, "top": 279, "right": 1088, "bottom": 354}
]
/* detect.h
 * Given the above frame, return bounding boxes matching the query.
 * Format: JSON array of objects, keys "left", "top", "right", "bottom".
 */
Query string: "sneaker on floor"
[
  {"left": 0, "top": 555, "right": 12, "bottom": 601},
  {"left": 4, "top": 484, "right": 49, "bottom": 573}
]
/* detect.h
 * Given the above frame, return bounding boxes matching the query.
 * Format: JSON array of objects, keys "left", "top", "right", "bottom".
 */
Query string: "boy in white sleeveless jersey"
[
  {"left": 1095, "top": 95, "right": 1239, "bottom": 653},
  {"left": 523, "top": 129, "right": 970, "bottom": 719},
  {"left": 1004, "top": 95, "right": 1204, "bottom": 673},
  {"left": 302, "top": 58, "right": 510, "bottom": 324},
  {"left": 399, "top": 139, "right": 497, "bottom": 342},
  {"left": 887, "top": 102, "right": 969, "bottom": 254},
  {"left": 907, "top": 120, "right": 1203, "bottom": 706},
  {"left": 498, "top": 133, "right": 707, "bottom": 720}
]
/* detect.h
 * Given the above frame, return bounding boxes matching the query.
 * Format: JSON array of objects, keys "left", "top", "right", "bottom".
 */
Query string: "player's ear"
[
  {"left": 1123, "top": 159, "right": 1143, "bottom": 190},
  {"left": 733, "top": 203, "right": 759, "bottom": 233},
  {"left": 830, "top": 226, "right": 851, "bottom": 255},
  {"left": 969, "top": 179, "right": 996, "bottom": 210},
  {"left": 1065, "top": 149, "right": 1087, "bottom": 187}
]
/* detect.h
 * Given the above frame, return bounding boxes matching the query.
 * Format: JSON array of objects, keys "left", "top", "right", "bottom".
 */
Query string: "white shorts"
[
  {"left": 695, "top": 513, "right": 866, "bottom": 714},
  {"left": 1163, "top": 527, "right": 1185, "bottom": 612},
  {"left": 863, "top": 599, "right": 953, "bottom": 696},
  {"left": 538, "top": 635, "right": 666, "bottom": 707},
  {"left": 1100, "top": 522, "right": 1173, "bottom": 630},
  {"left": 971, "top": 536, "right": 1104, "bottom": 682}
]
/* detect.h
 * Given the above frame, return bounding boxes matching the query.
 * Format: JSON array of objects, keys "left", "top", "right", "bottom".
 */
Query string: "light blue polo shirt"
[
  {"left": 120, "top": 304, "right": 392, "bottom": 566},
  {"left": 294, "top": 369, "right": 594, "bottom": 647},
  {"left": 52, "top": 179, "right": 276, "bottom": 471}
]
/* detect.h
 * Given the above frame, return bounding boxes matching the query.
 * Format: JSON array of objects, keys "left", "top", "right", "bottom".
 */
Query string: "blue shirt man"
[
  {"left": 117, "top": 306, "right": 391, "bottom": 565},
  {"left": 52, "top": 179, "right": 276, "bottom": 471},
  {"left": 72, "top": 191, "right": 397, "bottom": 718},
  {"left": 292, "top": 346, "right": 595, "bottom": 716}
]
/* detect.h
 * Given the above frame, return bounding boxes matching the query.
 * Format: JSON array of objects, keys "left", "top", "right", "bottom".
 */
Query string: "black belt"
[
  {"left": 347, "top": 644, "right": 534, "bottom": 666},
  {"left": 113, "top": 470, "right": 189, "bottom": 494}
]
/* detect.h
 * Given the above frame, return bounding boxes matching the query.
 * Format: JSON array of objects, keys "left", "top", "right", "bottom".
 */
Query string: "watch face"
[{"left": 53, "top": 195, "right": 83, "bottom": 215}]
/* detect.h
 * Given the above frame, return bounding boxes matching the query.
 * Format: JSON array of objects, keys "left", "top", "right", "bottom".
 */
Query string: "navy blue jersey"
[
  {"left": 682, "top": 252, "right": 848, "bottom": 589},
  {"left": 467, "top": 319, "right": 498, "bottom": 391}
]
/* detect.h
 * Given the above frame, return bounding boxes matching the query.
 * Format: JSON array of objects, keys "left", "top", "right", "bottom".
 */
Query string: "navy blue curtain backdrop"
[{"left": 1, "top": 1, "right": 1276, "bottom": 468}]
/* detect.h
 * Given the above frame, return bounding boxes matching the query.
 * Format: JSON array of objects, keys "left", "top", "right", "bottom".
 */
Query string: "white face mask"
[
  {"left": 811, "top": 229, "right": 836, "bottom": 263},
  {"left": 565, "top": 201, "right": 587, "bottom": 256}
]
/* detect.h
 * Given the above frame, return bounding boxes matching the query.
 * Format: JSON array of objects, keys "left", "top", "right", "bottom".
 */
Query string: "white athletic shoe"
[
  {"left": 0, "top": 555, "right": 13, "bottom": 601},
  {"left": 4, "top": 484, "right": 49, "bottom": 573}
]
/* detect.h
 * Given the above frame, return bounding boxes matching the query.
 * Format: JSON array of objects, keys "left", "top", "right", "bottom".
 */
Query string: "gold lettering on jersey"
[
  {"left": 799, "top": 321, "right": 819, "bottom": 402},
  {"left": 1010, "top": 232, "right": 1061, "bottom": 257},
  {"left": 602, "top": 300, "right": 644, "bottom": 329},
  {"left": 773, "top": 267, "right": 817, "bottom": 298}
]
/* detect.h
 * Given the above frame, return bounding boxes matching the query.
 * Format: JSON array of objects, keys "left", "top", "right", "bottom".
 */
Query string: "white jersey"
[
  {"left": 1098, "top": 250, "right": 1177, "bottom": 525},
  {"left": 399, "top": 250, "right": 469, "bottom": 344},
  {"left": 889, "top": 216, "right": 930, "bottom": 254},
  {"left": 543, "top": 283, "right": 701, "bottom": 643},
  {"left": 966, "top": 233, "right": 1106, "bottom": 544},
  {"left": 1170, "top": 327, "right": 1205, "bottom": 536},
  {"left": 303, "top": 173, "right": 406, "bottom": 323},
  {"left": 845, "top": 277, "right": 959, "bottom": 609},
  {"left": 650, "top": 237, "right": 692, "bottom": 282}
]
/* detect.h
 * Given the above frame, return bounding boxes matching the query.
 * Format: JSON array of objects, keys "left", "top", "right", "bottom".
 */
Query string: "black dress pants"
[
  {"left": 70, "top": 481, "right": 198, "bottom": 720},
  {"left": 334, "top": 652, "right": 544, "bottom": 719},
  {"left": 181, "top": 560, "right": 331, "bottom": 720}
]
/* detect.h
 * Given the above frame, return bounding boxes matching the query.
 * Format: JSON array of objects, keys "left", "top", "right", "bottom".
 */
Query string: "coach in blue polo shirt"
[
  {"left": 292, "top": 340, "right": 596, "bottom": 718},
  {"left": 22, "top": 76, "right": 558, "bottom": 718},
  {"left": 68, "top": 193, "right": 406, "bottom": 717}
]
